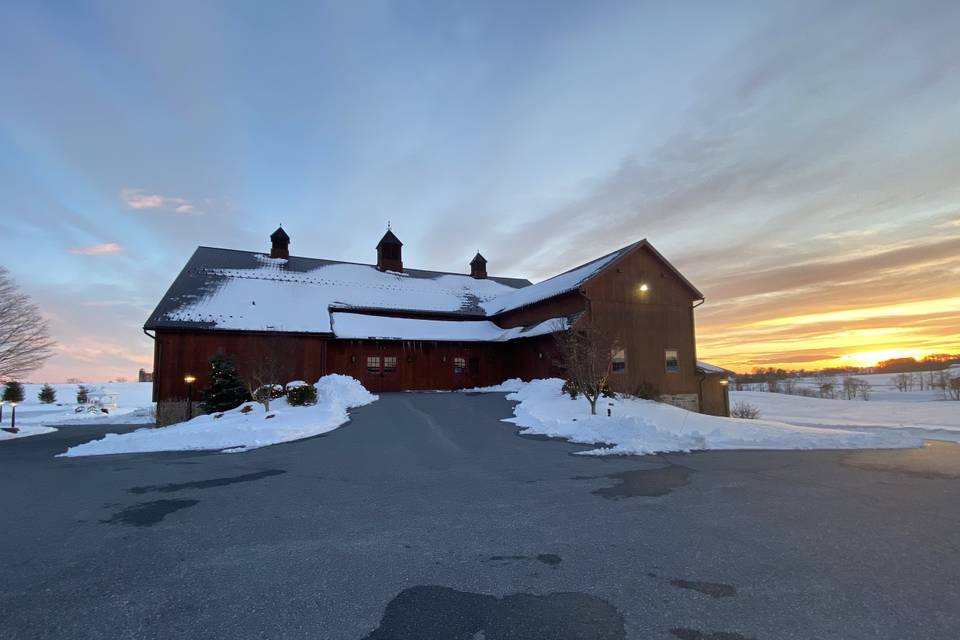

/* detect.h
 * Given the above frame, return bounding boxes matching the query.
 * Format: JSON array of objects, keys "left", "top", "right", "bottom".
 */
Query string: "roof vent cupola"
[
  {"left": 270, "top": 226, "right": 290, "bottom": 260},
  {"left": 376, "top": 226, "right": 403, "bottom": 272},
  {"left": 470, "top": 252, "right": 487, "bottom": 279}
]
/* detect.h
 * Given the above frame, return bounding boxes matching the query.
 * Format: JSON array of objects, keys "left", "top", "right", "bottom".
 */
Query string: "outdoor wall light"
[
  {"left": 184, "top": 374, "right": 196, "bottom": 384},
  {"left": 719, "top": 379, "right": 730, "bottom": 386},
  {"left": 639, "top": 283, "right": 649, "bottom": 292}
]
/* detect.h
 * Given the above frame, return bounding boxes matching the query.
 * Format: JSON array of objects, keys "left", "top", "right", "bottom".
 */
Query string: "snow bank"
[
  {"left": 485, "top": 379, "right": 932, "bottom": 455},
  {"left": 59, "top": 375, "right": 376, "bottom": 457},
  {"left": 462, "top": 378, "right": 528, "bottom": 393},
  {"left": 0, "top": 424, "right": 57, "bottom": 442}
]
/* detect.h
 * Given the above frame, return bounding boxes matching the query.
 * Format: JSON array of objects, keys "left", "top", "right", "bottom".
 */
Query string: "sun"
[{"left": 837, "top": 348, "right": 932, "bottom": 368}]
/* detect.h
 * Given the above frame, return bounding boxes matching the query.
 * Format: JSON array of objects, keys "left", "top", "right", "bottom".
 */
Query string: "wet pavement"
[{"left": 1, "top": 393, "right": 958, "bottom": 639}]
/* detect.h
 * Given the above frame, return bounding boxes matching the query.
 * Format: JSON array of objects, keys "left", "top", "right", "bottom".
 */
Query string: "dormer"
[
  {"left": 270, "top": 226, "right": 290, "bottom": 260},
  {"left": 376, "top": 228, "right": 403, "bottom": 272}
]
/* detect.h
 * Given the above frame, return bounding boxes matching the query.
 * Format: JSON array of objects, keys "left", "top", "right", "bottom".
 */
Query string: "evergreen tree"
[
  {"left": 38, "top": 383, "right": 56, "bottom": 404},
  {"left": 2, "top": 381, "right": 25, "bottom": 403},
  {"left": 76, "top": 385, "right": 89, "bottom": 404},
  {"left": 201, "top": 353, "right": 249, "bottom": 413}
]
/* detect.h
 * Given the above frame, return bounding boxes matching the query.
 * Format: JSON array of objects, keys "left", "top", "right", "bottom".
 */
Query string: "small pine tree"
[
  {"left": 2, "top": 381, "right": 25, "bottom": 403},
  {"left": 200, "top": 353, "right": 249, "bottom": 413},
  {"left": 38, "top": 383, "right": 56, "bottom": 404},
  {"left": 76, "top": 385, "right": 89, "bottom": 404}
]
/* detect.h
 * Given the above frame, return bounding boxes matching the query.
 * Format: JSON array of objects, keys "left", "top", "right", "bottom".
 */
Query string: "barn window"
[
  {"left": 612, "top": 349, "right": 626, "bottom": 372},
  {"left": 383, "top": 356, "right": 397, "bottom": 372},
  {"left": 453, "top": 357, "right": 466, "bottom": 373},
  {"left": 665, "top": 349, "right": 680, "bottom": 373},
  {"left": 366, "top": 356, "right": 381, "bottom": 373}
]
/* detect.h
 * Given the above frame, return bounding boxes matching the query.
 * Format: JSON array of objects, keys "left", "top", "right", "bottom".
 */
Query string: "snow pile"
[
  {"left": 0, "top": 424, "right": 57, "bottom": 441},
  {"left": 463, "top": 378, "right": 528, "bottom": 393},
  {"left": 59, "top": 375, "right": 376, "bottom": 457},
  {"left": 480, "top": 379, "right": 930, "bottom": 455}
]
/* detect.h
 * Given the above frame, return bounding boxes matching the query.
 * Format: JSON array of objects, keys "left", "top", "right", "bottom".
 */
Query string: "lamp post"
[
  {"left": 184, "top": 375, "right": 196, "bottom": 420},
  {"left": 8, "top": 402, "right": 17, "bottom": 434},
  {"left": 0, "top": 400, "right": 5, "bottom": 424}
]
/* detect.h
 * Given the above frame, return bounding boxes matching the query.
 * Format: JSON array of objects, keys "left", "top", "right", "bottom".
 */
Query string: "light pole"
[
  {"left": 0, "top": 400, "right": 5, "bottom": 424},
  {"left": 184, "top": 375, "right": 196, "bottom": 420},
  {"left": 7, "top": 402, "right": 17, "bottom": 434}
]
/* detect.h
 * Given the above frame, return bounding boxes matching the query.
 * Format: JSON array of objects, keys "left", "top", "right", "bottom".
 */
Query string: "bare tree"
[
  {"left": 553, "top": 319, "right": 619, "bottom": 415},
  {"left": 0, "top": 267, "right": 56, "bottom": 381},
  {"left": 240, "top": 338, "right": 285, "bottom": 412}
]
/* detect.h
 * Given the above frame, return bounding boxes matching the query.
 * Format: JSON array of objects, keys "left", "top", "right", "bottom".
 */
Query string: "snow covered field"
[
  {"left": 61, "top": 375, "right": 376, "bottom": 457},
  {"left": 731, "top": 390, "right": 958, "bottom": 432},
  {"left": 469, "top": 378, "right": 958, "bottom": 456},
  {"left": 768, "top": 371, "right": 955, "bottom": 402},
  {"left": 0, "top": 382, "right": 154, "bottom": 441}
]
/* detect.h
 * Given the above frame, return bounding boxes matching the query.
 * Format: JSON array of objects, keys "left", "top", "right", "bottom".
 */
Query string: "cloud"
[
  {"left": 121, "top": 188, "right": 203, "bottom": 215},
  {"left": 69, "top": 243, "right": 123, "bottom": 255}
]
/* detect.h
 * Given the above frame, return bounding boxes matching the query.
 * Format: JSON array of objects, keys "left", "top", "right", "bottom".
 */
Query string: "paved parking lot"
[{"left": 1, "top": 392, "right": 958, "bottom": 639}]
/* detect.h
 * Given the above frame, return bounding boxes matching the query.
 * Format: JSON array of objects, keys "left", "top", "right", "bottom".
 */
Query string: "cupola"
[
  {"left": 376, "top": 226, "right": 403, "bottom": 272},
  {"left": 270, "top": 226, "right": 290, "bottom": 260},
  {"left": 470, "top": 252, "right": 487, "bottom": 279}
]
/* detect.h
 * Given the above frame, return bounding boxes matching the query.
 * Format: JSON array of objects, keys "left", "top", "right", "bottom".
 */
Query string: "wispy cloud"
[
  {"left": 121, "top": 188, "right": 202, "bottom": 215},
  {"left": 69, "top": 243, "right": 123, "bottom": 256}
]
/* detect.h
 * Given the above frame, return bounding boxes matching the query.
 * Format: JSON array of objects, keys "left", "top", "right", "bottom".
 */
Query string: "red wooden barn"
[{"left": 144, "top": 227, "right": 730, "bottom": 417}]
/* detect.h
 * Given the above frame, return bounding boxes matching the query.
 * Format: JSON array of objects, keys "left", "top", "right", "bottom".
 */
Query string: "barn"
[{"left": 144, "top": 227, "right": 730, "bottom": 419}]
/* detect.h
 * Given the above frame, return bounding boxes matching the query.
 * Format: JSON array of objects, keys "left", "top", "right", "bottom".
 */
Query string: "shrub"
[
  {"left": 561, "top": 379, "right": 579, "bottom": 400},
  {"left": 38, "top": 383, "right": 56, "bottom": 404},
  {"left": 287, "top": 384, "right": 317, "bottom": 406},
  {"left": 239, "top": 404, "right": 254, "bottom": 414},
  {"left": 76, "top": 385, "right": 89, "bottom": 404},
  {"left": 253, "top": 384, "right": 284, "bottom": 403},
  {"left": 2, "top": 381, "right": 25, "bottom": 403},
  {"left": 632, "top": 381, "right": 661, "bottom": 401},
  {"left": 731, "top": 401, "right": 761, "bottom": 419}
]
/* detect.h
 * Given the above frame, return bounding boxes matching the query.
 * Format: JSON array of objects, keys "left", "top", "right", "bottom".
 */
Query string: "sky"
[{"left": 1, "top": 0, "right": 958, "bottom": 380}]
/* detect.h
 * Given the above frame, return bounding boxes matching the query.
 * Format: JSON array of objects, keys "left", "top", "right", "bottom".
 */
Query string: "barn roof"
[{"left": 144, "top": 239, "right": 700, "bottom": 334}]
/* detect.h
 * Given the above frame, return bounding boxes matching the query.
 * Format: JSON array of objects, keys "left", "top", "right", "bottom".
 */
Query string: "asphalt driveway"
[{"left": 1, "top": 392, "right": 958, "bottom": 639}]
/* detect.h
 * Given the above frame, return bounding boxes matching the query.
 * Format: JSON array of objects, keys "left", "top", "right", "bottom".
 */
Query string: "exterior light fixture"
[
  {"left": 719, "top": 378, "right": 730, "bottom": 386},
  {"left": 639, "top": 283, "right": 649, "bottom": 292},
  {"left": 184, "top": 375, "right": 196, "bottom": 384}
]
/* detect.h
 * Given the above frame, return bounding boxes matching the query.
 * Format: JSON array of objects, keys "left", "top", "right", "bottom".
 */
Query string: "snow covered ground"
[
  {"left": 60, "top": 375, "right": 376, "bottom": 457},
  {"left": 468, "top": 378, "right": 958, "bottom": 455},
  {"left": 731, "top": 390, "right": 958, "bottom": 432},
  {"left": 0, "top": 382, "right": 155, "bottom": 441},
  {"left": 776, "top": 371, "right": 955, "bottom": 402}
]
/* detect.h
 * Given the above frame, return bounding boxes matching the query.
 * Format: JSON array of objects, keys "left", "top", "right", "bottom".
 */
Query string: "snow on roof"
[
  {"left": 146, "top": 248, "right": 531, "bottom": 333},
  {"left": 145, "top": 240, "right": 670, "bottom": 334},
  {"left": 696, "top": 361, "right": 731, "bottom": 375},
  {"left": 331, "top": 312, "right": 567, "bottom": 342},
  {"left": 482, "top": 244, "right": 634, "bottom": 315}
]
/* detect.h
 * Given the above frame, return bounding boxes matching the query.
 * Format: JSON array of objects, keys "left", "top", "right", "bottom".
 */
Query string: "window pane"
[
  {"left": 383, "top": 356, "right": 397, "bottom": 372},
  {"left": 612, "top": 349, "right": 626, "bottom": 372},
  {"left": 665, "top": 350, "right": 679, "bottom": 373},
  {"left": 454, "top": 357, "right": 466, "bottom": 373},
  {"left": 366, "top": 356, "right": 380, "bottom": 373}
]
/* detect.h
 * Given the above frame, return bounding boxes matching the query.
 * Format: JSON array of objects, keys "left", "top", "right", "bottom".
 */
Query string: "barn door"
[{"left": 364, "top": 353, "right": 401, "bottom": 392}]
